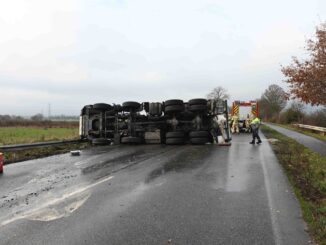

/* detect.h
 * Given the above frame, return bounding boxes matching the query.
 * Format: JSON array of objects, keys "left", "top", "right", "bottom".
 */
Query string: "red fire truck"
[{"left": 231, "top": 100, "right": 259, "bottom": 133}]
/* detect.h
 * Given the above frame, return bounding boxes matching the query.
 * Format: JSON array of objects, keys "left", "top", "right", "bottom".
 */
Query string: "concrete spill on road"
[
  {"left": 0, "top": 175, "right": 114, "bottom": 226},
  {"left": 28, "top": 192, "right": 90, "bottom": 221}
]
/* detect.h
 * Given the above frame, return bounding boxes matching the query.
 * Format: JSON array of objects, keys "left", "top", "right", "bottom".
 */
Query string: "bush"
[
  {"left": 305, "top": 109, "right": 326, "bottom": 127},
  {"left": 280, "top": 108, "right": 305, "bottom": 124},
  {"left": 279, "top": 102, "right": 305, "bottom": 124}
]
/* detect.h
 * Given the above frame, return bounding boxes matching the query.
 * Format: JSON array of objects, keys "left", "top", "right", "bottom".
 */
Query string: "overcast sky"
[{"left": 0, "top": 0, "right": 325, "bottom": 116}]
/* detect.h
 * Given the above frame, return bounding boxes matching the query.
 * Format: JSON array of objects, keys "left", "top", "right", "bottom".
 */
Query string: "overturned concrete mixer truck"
[{"left": 79, "top": 99, "right": 232, "bottom": 145}]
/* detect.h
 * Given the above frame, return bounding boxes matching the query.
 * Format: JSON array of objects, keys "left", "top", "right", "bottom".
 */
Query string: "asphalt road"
[
  {"left": 266, "top": 123, "right": 326, "bottom": 158},
  {"left": 0, "top": 134, "right": 311, "bottom": 245}
]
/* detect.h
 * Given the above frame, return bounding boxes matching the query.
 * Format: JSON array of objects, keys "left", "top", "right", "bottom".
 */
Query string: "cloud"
[
  {"left": 0, "top": 0, "right": 325, "bottom": 115},
  {"left": 243, "top": 24, "right": 305, "bottom": 72},
  {"left": 0, "top": 0, "right": 85, "bottom": 84}
]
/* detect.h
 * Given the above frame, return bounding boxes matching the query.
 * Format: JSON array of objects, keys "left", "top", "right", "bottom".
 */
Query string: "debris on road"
[
  {"left": 70, "top": 150, "right": 81, "bottom": 156},
  {"left": 267, "top": 138, "right": 279, "bottom": 143}
]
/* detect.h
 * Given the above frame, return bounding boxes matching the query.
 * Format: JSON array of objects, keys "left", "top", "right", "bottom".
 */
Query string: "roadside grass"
[
  {"left": 261, "top": 125, "right": 326, "bottom": 244},
  {"left": 0, "top": 127, "right": 79, "bottom": 146},
  {"left": 3, "top": 142, "right": 90, "bottom": 164},
  {"left": 270, "top": 123, "right": 326, "bottom": 143}
]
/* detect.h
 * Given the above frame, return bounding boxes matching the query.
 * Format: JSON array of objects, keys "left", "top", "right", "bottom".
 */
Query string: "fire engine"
[{"left": 231, "top": 100, "right": 259, "bottom": 133}]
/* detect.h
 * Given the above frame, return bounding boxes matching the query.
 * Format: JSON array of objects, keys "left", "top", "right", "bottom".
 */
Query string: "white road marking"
[{"left": 260, "top": 149, "right": 281, "bottom": 245}]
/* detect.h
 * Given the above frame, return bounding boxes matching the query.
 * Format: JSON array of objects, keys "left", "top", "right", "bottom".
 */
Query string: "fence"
[{"left": 292, "top": 124, "right": 326, "bottom": 136}]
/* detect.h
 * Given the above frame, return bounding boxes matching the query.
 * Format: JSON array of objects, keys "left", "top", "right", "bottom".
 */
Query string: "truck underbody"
[{"left": 79, "top": 99, "right": 231, "bottom": 145}]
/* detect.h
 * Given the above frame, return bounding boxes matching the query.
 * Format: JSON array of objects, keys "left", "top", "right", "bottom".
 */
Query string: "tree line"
[
  {"left": 0, "top": 114, "right": 79, "bottom": 127},
  {"left": 258, "top": 22, "right": 325, "bottom": 127},
  {"left": 258, "top": 84, "right": 326, "bottom": 127}
]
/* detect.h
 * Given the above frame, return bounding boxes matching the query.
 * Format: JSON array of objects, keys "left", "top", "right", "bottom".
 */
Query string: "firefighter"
[
  {"left": 250, "top": 116, "right": 262, "bottom": 144},
  {"left": 245, "top": 114, "right": 251, "bottom": 133},
  {"left": 211, "top": 114, "right": 227, "bottom": 144},
  {"left": 217, "top": 114, "right": 227, "bottom": 144},
  {"left": 230, "top": 114, "right": 239, "bottom": 134}
]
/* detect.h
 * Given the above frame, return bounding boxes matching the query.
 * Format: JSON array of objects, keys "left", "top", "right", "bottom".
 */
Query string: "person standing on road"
[
  {"left": 216, "top": 114, "right": 227, "bottom": 144},
  {"left": 250, "top": 117, "right": 262, "bottom": 144},
  {"left": 230, "top": 114, "right": 239, "bottom": 134},
  {"left": 245, "top": 114, "right": 251, "bottom": 133},
  {"left": 211, "top": 114, "right": 228, "bottom": 144}
]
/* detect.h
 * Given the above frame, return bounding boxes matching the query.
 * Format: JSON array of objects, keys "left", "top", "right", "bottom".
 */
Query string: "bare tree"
[
  {"left": 206, "top": 86, "right": 230, "bottom": 100},
  {"left": 260, "top": 84, "right": 287, "bottom": 120}
]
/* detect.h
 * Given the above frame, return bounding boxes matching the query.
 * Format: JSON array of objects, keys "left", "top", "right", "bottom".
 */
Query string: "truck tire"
[
  {"left": 166, "top": 131, "right": 185, "bottom": 138},
  {"left": 81, "top": 105, "right": 92, "bottom": 115},
  {"left": 189, "top": 131, "right": 209, "bottom": 138},
  {"left": 121, "top": 136, "right": 141, "bottom": 144},
  {"left": 164, "top": 99, "right": 184, "bottom": 106},
  {"left": 190, "top": 137, "right": 208, "bottom": 145},
  {"left": 188, "top": 104, "right": 207, "bottom": 112},
  {"left": 188, "top": 98, "right": 207, "bottom": 106},
  {"left": 122, "top": 101, "right": 141, "bottom": 111},
  {"left": 93, "top": 103, "right": 112, "bottom": 111},
  {"left": 164, "top": 105, "right": 184, "bottom": 113},
  {"left": 166, "top": 138, "right": 185, "bottom": 145},
  {"left": 92, "top": 138, "right": 110, "bottom": 145}
]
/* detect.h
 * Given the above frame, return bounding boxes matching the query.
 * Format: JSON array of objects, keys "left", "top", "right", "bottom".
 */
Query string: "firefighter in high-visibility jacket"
[
  {"left": 230, "top": 114, "right": 239, "bottom": 134},
  {"left": 250, "top": 117, "right": 262, "bottom": 144}
]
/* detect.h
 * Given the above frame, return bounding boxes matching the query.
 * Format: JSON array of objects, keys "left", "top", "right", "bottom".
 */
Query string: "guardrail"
[
  {"left": 0, "top": 140, "right": 83, "bottom": 152},
  {"left": 292, "top": 124, "right": 326, "bottom": 136}
]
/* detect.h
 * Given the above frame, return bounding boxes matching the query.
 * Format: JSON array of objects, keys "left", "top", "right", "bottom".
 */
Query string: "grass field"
[
  {"left": 0, "top": 127, "right": 79, "bottom": 146},
  {"left": 0, "top": 126, "right": 88, "bottom": 164},
  {"left": 261, "top": 125, "right": 326, "bottom": 244}
]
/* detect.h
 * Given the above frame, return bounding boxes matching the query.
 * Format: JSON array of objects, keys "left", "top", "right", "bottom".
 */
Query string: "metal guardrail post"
[{"left": 0, "top": 140, "right": 83, "bottom": 152}]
